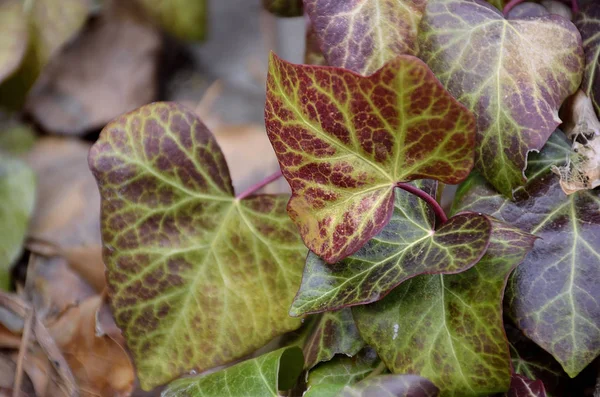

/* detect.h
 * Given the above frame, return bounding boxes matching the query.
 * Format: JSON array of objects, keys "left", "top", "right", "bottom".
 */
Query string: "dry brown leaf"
[
  {"left": 553, "top": 90, "right": 600, "bottom": 194},
  {"left": 0, "top": 323, "right": 20, "bottom": 349},
  {"left": 48, "top": 296, "right": 134, "bottom": 397},
  {"left": 26, "top": 1, "right": 161, "bottom": 136},
  {"left": 0, "top": 354, "right": 35, "bottom": 397}
]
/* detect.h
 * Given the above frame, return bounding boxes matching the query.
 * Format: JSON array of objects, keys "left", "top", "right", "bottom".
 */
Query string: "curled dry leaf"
[{"left": 26, "top": 1, "right": 162, "bottom": 136}]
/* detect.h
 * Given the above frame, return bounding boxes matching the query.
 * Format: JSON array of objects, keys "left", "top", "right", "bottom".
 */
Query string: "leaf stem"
[
  {"left": 396, "top": 182, "right": 448, "bottom": 225},
  {"left": 236, "top": 170, "right": 284, "bottom": 200}
]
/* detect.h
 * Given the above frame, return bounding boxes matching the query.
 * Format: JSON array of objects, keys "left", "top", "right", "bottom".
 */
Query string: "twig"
[
  {"left": 12, "top": 311, "right": 32, "bottom": 397},
  {"left": 236, "top": 170, "right": 284, "bottom": 200},
  {"left": 396, "top": 182, "right": 449, "bottom": 225}
]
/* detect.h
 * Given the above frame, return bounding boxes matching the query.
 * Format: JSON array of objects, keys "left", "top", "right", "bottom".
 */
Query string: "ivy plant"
[{"left": 86, "top": 0, "right": 599, "bottom": 395}]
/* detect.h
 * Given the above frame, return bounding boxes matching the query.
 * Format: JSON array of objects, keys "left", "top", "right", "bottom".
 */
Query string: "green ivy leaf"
[
  {"left": 305, "top": 348, "right": 384, "bottom": 397},
  {"left": 262, "top": 0, "right": 303, "bottom": 17},
  {"left": 485, "top": 0, "right": 508, "bottom": 10},
  {"left": 304, "top": 0, "right": 427, "bottom": 75},
  {"left": 265, "top": 53, "right": 476, "bottom": 263},
  {"left": 0, "top": 0, "right": 28, "bottom": 84},
  {"left": 162, "top": 346, "right": 304, "bottom": 397},
  {"left": 0, "top": 0, "right": 88, "bottom": 110},
  {"left": 0, "top": 156, "right": 36, "bottom": 290},
  {"left": 418, "top": 0, "right": 583, "bottom": 196},
  {"left": 287, "top": 309, "right": 365, "bottom": 369},
  {"left": 506, "top": 375, "right": 546, "bottom": 397},
  {"left": 575, "top": 3, "right": 600, "bottom": 118},
  {"left": 137, "top": 0, "right": 207, "bottom": 41},
  {"left": 290, "top": 182, "right": 491, "bottom": 315},
  {"left": 340, "top": 375, "right": 439, "bottom": 397},
  {"left": 353, "top": 220, "right": 536, "bottom": 396},
  {"left": 88, "top": 102, "right": 307, "bottom": 389},
  {"left": 452, "top": 132, "right": 600, "bottom": 377}
]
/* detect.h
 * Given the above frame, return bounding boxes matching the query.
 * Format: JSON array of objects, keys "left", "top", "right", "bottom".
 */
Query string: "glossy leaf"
[
  {"left": 89, "top": 102, "right": 307, "bottom": 389},
  {"left": 290, "top": 182, "right": 491, "bottom": 315},
  {"left": 137, "top": 0, "right": 207, "bottom": 41},
  {"left": 263, "top": 0, "right": 303, "bottom": 17},
  {"left": 0, "top": 156, "right": 36, "bottom": 290},
  {"left": 265, "top": 53, "right": 476, "bottom": 263},
  {"left": 506, "top": 375, "right": 546, "bottom": 397},
  {"left": 575, "top": 3, "right": 600, "bottom": 118},
  {"left": 0, "top": 0, "right": 27, "bottom": 83},
  {"left": 418, "top": 0, "right": 583, "bottom": 196},
  {"left": 340, "top": 375, "right": 439, "bottom": 397},
  {"left": 353, "top": 220, "right": 536, "bottom": 396},
  {"left": 453, "top": 132, "right": 600, "bottom": 377},
  {"left": 304, "top": 0, "right": 427, "bottom": 75},
  {"left": 305, "top": 347, "right": 383, "bottom": 397},
  {"left": 288, "top": 309, "right": 365, "bottom": 369},
  {"left": 162, "top": 346, "right": 304, "bottom": 397}
]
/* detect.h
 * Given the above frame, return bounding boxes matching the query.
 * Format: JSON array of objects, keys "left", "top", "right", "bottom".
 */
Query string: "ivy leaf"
[
  {"left": 304, "top": 0, "right": 427, "bottom": 75},
  {"left": 287, "top": 309, "right": 365, "bottom": 369},
  {"left": 305, "top": 348, "right": 383, "bottom": 397},
  {"left": 0, "top": 0, "right": 88, "bottom": 110},
  {"left": 452, "top": 132, "right": 600, "bottom": 377},
  {"left": 485, "top": 0, "right": 508, "bottom": 10},
  {"left": 0, "top": 0, "right": 28, "bottom": 84},
  {"left": 575, "top": 3, "right": 600, "bottom": 118},
  {"left": 263, "top": 0, "right": 303, "bottom": 17},
  {"left": 340, "top": 374, "right": 439, "bottom": 397},
  {"left": 162, "top": 346, "right": 304, "bottom": 397},
  {"left": 353, "top": 220, "right": 536, "bottom": 396},
  {"left": 418, "top": 0, "right": 583, "bottom": 196},
  {"left": 290, "top": 182, "right": 491, "bottom": 315},
  {"left": 265, "top": 53, "right": 476, "bottom": 263},
  {"left": 506, "top": 375, "right": 546, "bottom": 397},
  {"left": 88, "top": 102, "right": 307, "bottom": 389},
  {"left": 0, "top": 156, "right": 36, "bottom": 290},
  {"left": 137, "top": 0, "right": 207, "bottom": 41}
]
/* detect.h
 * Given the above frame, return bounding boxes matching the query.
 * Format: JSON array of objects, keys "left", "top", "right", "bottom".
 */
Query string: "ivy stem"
[
  {"left": 396, "top": 182, "right": 448, "bottom": 225},
  {"left": 236, "top": 170, "right": 284, "bottom": 200}
]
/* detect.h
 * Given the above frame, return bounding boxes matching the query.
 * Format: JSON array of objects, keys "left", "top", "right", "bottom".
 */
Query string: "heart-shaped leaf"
[
  {"left": 290, "top": 182, "right": 491, "bottom": 315},
  {"left": 575, "top": 3, "right": 600, "bottom": 118},
  {"left": 340, "top": 374, "right": 439, "bottom": 397},
  {"left": 353, "top": 220, "right": 536, "bottom": 396},
  {"left": 263, "top": 0, "right": 303, "bottom": 17},
  {"left": 137, "top": 0, "right": 207, "bottom": 41},
  {"left": 265, "top": 53, "right": 476, "bottom": 263},
  {"left": 0, "top": 0, "right": 27, "bottom": 84},
  {"left": 452, "top": 131, "right": 600, "bottom": 377},
  {"left": 418, "top": 0, "right": 583, "bottom": 196},
  {"left": 486, "top": 0, "right": 508, "bottom": 10},
  {"left": 89, "top": 102, "right": 307, "bottom": 389},
  {"left": 0, "top": 156, "right": 36, "bottom": 290},
  {"left": 304, "top": 0, "right": 427, "bottom": 75},
  {"left": 287, "top": 309, "right": 365, "bottom": 369},
  {"left": 506, "top": 375, "right": 546, "bottom": 397},
  {"left": 162, "top": 346, "right": 304, "bottom": 397}
]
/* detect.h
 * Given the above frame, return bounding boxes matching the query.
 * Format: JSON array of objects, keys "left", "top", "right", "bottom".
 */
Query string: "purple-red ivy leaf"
[
  {"left": 418, "top": 0, "right": 583, "bottom": 196},
  {"left": 88, "top": 102, "right": 307, "bottom": 389},
  {"left": 453, "top": 131, "right": 600, "bottom": 377},
  {"left": 265, "top": 53, "right": 476, "bottom": 263},
  {"left": 340, "top": 374, "right": 439, "bottom": 397},
  {"left": 353, "top": 220, "right": 536, "bottom": 396},
  {"left": 506, "top": 374, "right": 546, "bottom": 397},
  {"left": 304, "top": 0, "right": 427, "bottom": 75},
  {"left": 575, "top": 3, "right": 600, "bottom": 118},
  {"left": 290, "top": 182, "right": 491, "bottom": 315}
]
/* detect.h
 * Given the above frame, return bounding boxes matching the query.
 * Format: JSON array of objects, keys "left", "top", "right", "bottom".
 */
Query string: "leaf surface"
[
  {"left": 263, "top": 0, "right": 303, "bottom": 17},
  {"left": 0, "top": 0, "right": 27, "bottom": 83},
  {"left": 0, "top": 156, "right": 36, "bottom": 290},
  {"left": 89, "top": 102, "right": 307, "bottom": 389},
  {"left": 453, "top": 131, "right": 600, "bottom": 376},
  {"left": 290, "top": 182, "right": 491, "bottom": 315},
  {"left": 575, "top": 3, "right": 600, "bottom": 118},
  {"left": 353, "top": 220, "right": 536, "bottom": 396},
  {"left": 340, "top": 374, "right": 439, "bottom": 397},
  {"left": 265, "top": 53, "right": 476, "bottom": 263},
  {"left": 418, "top": 0, "right": 583, "bottom": 196},
  {"left": 304, "top": 0, "right": 427, "bottom": 75},
  {"left": 137, "top": 0, "right": 207, "bottom": 41},
  {"left": 162, "top": 346, "right": 304, "bottom": 397},
  {"left": 506, "top": 375, "right": 546, "bottom": 397}
]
